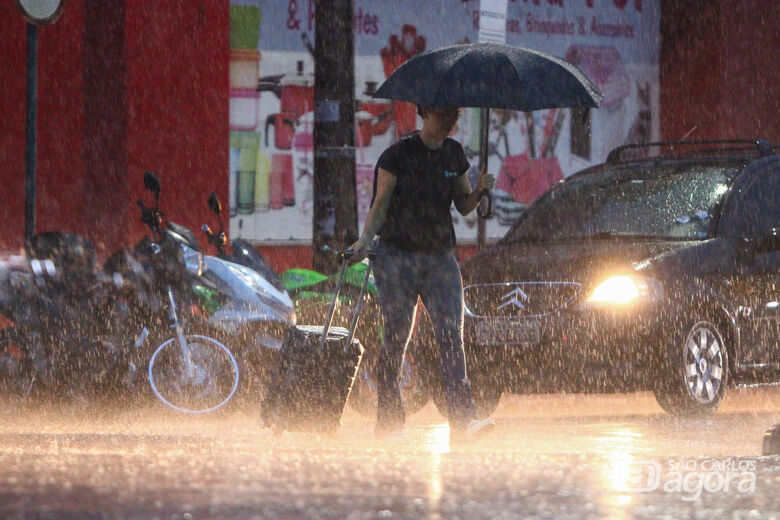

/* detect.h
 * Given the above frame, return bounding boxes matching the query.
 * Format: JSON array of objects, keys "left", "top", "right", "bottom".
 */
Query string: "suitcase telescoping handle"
[
  {"left": 345, "top": 239, "right": 378, "bottom": 350},
  {"left": 320, "top": 237, "right": 379, "bottom": 352}
]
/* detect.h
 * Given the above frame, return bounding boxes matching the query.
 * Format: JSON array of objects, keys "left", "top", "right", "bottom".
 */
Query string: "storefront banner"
[
  {"left": 478, "top": 0, "right": 508, "bottom": 43},
  {"left": 228, "top": 0, "right": 660, "bottom": 244}
]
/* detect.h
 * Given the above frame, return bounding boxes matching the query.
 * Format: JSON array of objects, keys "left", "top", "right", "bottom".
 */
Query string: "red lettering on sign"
[
  {"left": 287, "top": 0, "right": 301, "bottom": 30},
  {"left": 506, "top": 0, "right": 644, "bottom": 10},
  {"left": 585, "top": 0, "right": 642, "bottom": 11},
  {"left": 354, "top": 6, "right": 379, "bottom": 35}
]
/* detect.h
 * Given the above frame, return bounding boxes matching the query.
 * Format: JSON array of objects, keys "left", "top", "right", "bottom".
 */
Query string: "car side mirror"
[
  {"left": 755, "top": 227, "right": 780, "bottom": 255},
  {"left": 208, "top": 191, "right": 222, "bottom": 216},
  {"left": 143, "top": 171, "right": 161, "bottom": 197}
]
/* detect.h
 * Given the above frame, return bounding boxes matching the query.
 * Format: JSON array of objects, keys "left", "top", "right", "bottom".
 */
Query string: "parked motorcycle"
[
  {"left": 103, "top": 171, "right": 240, "bottom": 413},
  {"left": 0, "top": 236, "right": 131, "bottom": 412},
  {"left": 199, "top": 191, "right": 296, "bottom": 400}
]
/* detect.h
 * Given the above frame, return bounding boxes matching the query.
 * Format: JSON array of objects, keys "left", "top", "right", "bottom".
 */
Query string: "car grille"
[{"left": 463, "top": 282, "right": 581, "bottom": 318}]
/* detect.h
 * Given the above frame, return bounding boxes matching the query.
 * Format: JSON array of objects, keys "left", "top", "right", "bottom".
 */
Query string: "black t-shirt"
[{"left": 371, "top": 131, "right": 470, "bottom": 254}]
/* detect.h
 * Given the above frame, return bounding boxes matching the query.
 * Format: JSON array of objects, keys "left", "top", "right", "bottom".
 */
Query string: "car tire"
[{"left": 653, "top": 318, "right": 729, "bottom": 416}]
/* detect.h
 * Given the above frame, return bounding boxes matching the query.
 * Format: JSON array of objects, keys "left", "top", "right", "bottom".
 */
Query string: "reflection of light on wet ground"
[
  {"left": 422, "top": 423, "right": 450, "bottom": 520},
  {"left": 1, "top": 390, "right": 779, "bottom": 519},
  {"left": 422, "top": 423, "right": 450, "bottom": 456},
  {"left": 595, "top": 428, "right": 645, "bottom": 516}
]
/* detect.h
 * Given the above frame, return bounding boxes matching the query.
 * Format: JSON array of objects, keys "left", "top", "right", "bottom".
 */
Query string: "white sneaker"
[{"left": 452, "top": 418, "right": 495, "bottom": 442}]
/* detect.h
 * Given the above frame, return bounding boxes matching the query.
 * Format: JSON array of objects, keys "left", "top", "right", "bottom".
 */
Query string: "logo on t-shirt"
[{"left": 444, "top": 170, "right": 458, "bottom": 178}]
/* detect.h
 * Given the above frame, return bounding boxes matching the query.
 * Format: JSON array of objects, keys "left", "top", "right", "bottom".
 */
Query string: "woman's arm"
[
  {"left": 453, "top": 169, "right": 495, "bottom": 216},
  {"left": 349, "top": 167, "right": 397, "bottom": 254}
]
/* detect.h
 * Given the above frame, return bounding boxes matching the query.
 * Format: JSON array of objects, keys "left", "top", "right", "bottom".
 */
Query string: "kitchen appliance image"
[
  {"left": 258, "top": 60, "right": 314, "bottom": 125},
  {"left": 265, "top": 112, "right": 295, "bottom": 150},
  {"left": 358, "top": 81, "right": 392, "bottom": 138}
]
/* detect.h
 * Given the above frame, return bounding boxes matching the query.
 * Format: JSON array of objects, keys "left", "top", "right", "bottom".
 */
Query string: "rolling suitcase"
[{"left": 261, "top": 245, "right": 375, "bottom": 433}]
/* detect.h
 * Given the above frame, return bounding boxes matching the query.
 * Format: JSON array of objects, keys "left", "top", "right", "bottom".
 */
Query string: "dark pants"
[{"left": 372, "top": 244, "right": 478, "bottom": 432}]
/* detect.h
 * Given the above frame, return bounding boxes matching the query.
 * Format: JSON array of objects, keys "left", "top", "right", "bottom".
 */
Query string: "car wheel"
[{"left": 653, "top": 318, "right": 729, "bottom": 416}]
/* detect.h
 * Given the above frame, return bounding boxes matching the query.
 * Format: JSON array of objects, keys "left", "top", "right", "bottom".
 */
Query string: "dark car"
[{"left": 459, "top": 140, "right": 780, "bottom": 416}]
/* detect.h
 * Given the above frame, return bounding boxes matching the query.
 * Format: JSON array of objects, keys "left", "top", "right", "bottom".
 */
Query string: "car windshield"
[{"left": 503, "top": 163, "right": 738, "bottom": 243}]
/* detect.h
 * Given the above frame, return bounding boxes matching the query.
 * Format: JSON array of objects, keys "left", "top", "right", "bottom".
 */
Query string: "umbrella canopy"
[{"left": 373, "top": 42, "right": 602, "bottom": 111}]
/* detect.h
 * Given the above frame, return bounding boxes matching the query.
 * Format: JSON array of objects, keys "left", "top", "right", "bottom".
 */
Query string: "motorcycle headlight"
[
  {"left": 180, "top": 243, "right": 203, "bottom": 276},
  {"left": 226, "top": 262, "right": 293, "bottom": 307},
  {"left": 582, "top": 275, "right": 663, "bottom": 306}
]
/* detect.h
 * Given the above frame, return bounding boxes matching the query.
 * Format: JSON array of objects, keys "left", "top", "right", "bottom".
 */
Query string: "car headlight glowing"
[
  {"left": 585, "top": 275, "right": 662, "bottom": 306},
  {"left": 589, "top": 276, "right": 640, "bottom": 304}
]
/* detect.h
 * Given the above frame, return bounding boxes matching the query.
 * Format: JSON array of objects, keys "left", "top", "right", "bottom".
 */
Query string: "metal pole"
[
  {"left": 24, "top": 22, "right": 38, "bottom": 244},
  {"left": 477, "top": 107, "right": 489, "bottom": 250}
]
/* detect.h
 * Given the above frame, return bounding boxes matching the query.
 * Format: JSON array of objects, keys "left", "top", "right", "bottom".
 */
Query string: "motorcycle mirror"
[
  {"left": 208, "top": 191, "right": 222, "bottom": 216},
  {"left": 143, "top": 171, "right": 161, "bottom": 197}
]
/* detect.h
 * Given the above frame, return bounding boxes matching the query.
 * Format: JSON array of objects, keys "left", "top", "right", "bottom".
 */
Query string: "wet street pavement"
[{"left": 1, "top": 389, "right": 779, "bottom": 520}]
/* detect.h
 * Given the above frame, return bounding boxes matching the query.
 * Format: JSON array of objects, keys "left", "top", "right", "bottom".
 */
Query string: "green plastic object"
[
  {"left": 230, "top": 131, "right": 260, "bottom": 214},
  {"left": 341, "top": 259, "right": 377, "bottom": 296},
  {"left": 281, "top": 260, "right": 378, "bottom": 296},
  {"left": 280, "top": 268, "right": 329, "bottom": 292},
  {"left": 193, "top": 284, "right": 226, "bottom": 315},
  {"left": 230, "top": 4, "right": 261, "bottom": 50}
]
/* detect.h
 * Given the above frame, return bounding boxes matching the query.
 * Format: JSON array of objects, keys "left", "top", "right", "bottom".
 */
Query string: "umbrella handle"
[{"left": 477, "top": 189, "right": 493, "bottom": 219}]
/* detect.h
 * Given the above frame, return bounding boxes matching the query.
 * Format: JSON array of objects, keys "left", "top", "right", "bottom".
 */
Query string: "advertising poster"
[{"left": 228, "top": 0, "right": 660, "bottom": 244}]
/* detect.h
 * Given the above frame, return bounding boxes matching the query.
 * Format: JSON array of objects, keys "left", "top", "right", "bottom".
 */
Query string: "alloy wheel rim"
[{"left": 683, "top": 323, "right": 724, "bottom": 404}]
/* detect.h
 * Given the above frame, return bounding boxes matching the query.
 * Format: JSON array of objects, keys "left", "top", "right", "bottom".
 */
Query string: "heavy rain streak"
[{"left": 2, "top": 0, "right": 780, "bottom": 518}]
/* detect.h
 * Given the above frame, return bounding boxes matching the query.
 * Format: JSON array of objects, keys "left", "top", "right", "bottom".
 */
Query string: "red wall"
[
  {"left": 123, "top": 0, "right": 229, "bottom": 258},
  {"left": 0, "top": 1, "right": 228, "bottom": 260},
  {"left": 660, "top": 1, "right": 780, "bottom": 142},
  {"left": 0, "top": 2, "right": 26, "bottom": 252},
  {"left": 718, "top": 2, "right": 780, "bottom": 139},
  {"left": 0, "top": 2, "right": 88, "bottom": 252}
]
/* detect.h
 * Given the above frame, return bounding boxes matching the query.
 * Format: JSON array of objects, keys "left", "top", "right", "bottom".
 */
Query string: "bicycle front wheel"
[{"left": 148, "top": 334, "right": 239, "bottom": 414}]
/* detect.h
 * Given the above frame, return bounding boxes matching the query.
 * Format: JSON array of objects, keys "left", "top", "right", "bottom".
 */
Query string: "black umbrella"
[
  {"left": 374, "top": 42, "right": 601, "bottom": 111},
  {"left": 373, "top": 42, "right": 602, "bottom": 220}
]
